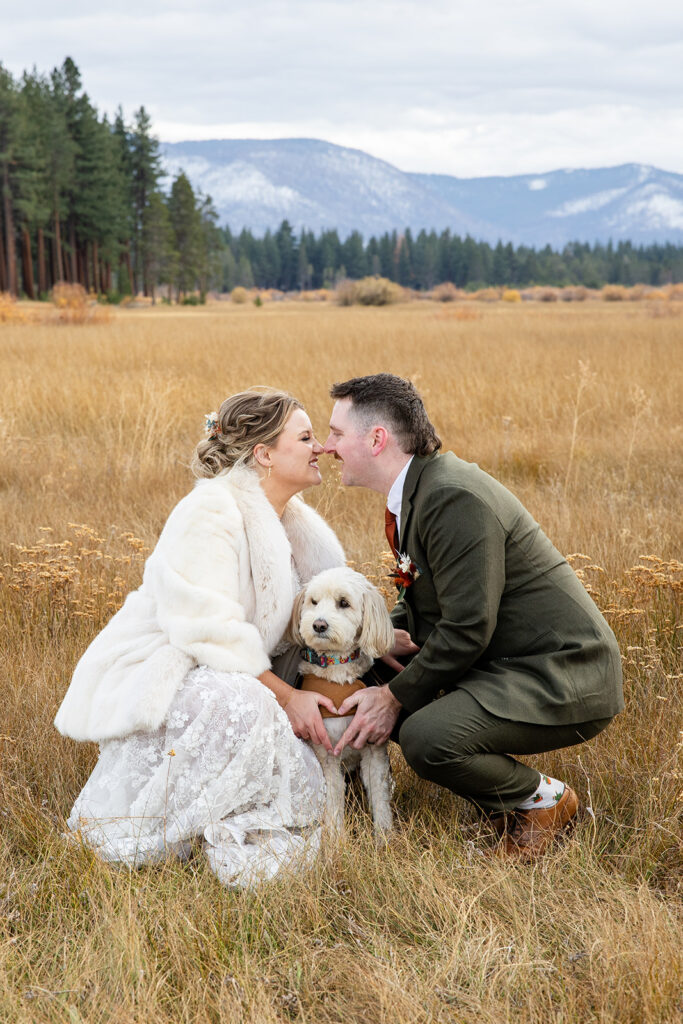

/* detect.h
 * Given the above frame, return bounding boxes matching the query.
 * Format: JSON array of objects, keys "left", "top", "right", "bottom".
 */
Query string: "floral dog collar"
[{"left": 300, "top": 648, "right": 361, "bottom": 668}]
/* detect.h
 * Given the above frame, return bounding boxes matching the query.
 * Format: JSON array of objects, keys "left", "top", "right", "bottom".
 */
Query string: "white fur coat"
[{"left": 54, "top": 466, "right": 345, "bottom": 743}]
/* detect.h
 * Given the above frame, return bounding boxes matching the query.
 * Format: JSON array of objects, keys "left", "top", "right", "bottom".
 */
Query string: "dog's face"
[{"left": 289, "top": 566, "right": 394, "bottom": 659}]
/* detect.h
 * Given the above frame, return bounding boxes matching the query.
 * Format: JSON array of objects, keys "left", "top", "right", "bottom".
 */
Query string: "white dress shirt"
[{"left": 386, "top": 457, "right": 414, "bottom": 547}]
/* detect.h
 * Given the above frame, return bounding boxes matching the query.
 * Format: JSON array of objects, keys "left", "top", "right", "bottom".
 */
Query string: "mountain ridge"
[{"left": 160, "top": 138, "right": 683, "bottom": 246}]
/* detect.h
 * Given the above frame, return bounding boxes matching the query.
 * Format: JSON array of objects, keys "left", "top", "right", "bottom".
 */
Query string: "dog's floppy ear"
[
  {"left": 287, "top": 588, "right": 307, "bottom": 648},
  {"left": 359, "top": 583, "right": 395, "bottom": 659}
]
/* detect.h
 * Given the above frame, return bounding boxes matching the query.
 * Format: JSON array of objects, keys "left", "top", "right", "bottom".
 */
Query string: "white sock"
[{"left": 516, "top": 773, "right": 566, "bottom": 811}]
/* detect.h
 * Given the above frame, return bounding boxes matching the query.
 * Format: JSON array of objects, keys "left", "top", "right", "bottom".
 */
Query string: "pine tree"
[
  {"left": 197, "top": 194, "right": 223, "bottom": 296},
  {"left": 129, "top": 107, "right": 161, "bottom": 295},
  {"left": 142, "top": 190, "right": 172, "bottom": 302},
  {"left": 167, "top": 172, "right": 201, "bottom": 299},
  {"left": 276, "top": 220, "right": 296, "bottom": 290},
  {"left": 342, "top": 231, "right": 366, "bottom": 279},
  {"left": 0, "top": 66, "right": 20, "bottom": 294}
]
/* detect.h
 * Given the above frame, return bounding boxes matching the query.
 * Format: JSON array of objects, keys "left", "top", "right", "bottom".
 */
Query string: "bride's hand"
[{"left": 284, "top": 689, "right": 336, "bottom": 752}]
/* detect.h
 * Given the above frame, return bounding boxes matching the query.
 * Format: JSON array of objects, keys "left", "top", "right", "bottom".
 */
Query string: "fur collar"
[{"left": 219, "top": 465, "right": 344, "bottom": 655}]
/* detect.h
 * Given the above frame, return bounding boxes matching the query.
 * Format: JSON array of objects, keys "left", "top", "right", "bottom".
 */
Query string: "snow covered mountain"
[
  {"left": 160, "top": 139, "right": 683, "bottom": 246},
  {"left": 413, "top": 164, "right": 683, "bottom": 247}
]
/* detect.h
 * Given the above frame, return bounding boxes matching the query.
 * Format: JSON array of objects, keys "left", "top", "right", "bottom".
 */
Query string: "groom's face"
[{"left": 324, "top": 399, "right": 374, "bottom": 487}]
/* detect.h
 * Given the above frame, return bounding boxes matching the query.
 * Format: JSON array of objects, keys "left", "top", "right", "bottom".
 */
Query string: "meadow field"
[{"left": 0, "top": 298, "right": 681, "bottom": 1023}]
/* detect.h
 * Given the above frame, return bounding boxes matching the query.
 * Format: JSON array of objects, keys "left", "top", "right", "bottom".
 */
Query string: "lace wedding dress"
[{"left": 67, "top": 665, "right": 325, "bottom": 887}]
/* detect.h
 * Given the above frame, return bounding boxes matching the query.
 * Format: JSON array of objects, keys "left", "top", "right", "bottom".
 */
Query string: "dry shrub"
[
  {"left": 470, "top": 287, "right": 500, "bottom": 302},
  {"left": 667, "top": 282, "right": 683, "bottom": 301},
  {"left": 51, "top": 282, "right": 110, "bottom": 324},
  {"left": 502, "top": 288, "right": 521, "bottom": 303},
  {"left": 431, "top": 282, "right": 463, "bottom": 302},
  {"left": 537, "top": 287, "right": 559, "bottom": 302},
  {"left": 335, "top": 276, "right": 404, "bottom": 306},
  {"left": 334, "top": 278, "right": 357, "bottom": 306},
  {"left": 230, "top": 286, "right": 248, "bottom": 304},
  {"left": 355, "top": 276, "right": 404, "bottom": 305},
  {"left": 629, "top": 284, "right": 648, "bottom": 301},
  {"left": 0, "top": 291, "right": 31, "bottom": 323},
  {"left": 602, "top": 285, "right": 628, "bottom": 301},
  {"left": 645, "top": 289, "right": 668, "bottom": 301},
  {"left": 560, "top": 286, "right": 588, "bottom": 302}
]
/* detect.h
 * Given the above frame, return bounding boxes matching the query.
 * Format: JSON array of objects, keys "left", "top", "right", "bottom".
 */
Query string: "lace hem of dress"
[{"left": 65, "top": 666, "right": 325, "bottom": 887}]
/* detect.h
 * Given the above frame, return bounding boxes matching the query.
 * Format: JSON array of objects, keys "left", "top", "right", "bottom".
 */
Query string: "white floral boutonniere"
[{"left": 390, "top": 552, "right": 421, "bottom": 599}]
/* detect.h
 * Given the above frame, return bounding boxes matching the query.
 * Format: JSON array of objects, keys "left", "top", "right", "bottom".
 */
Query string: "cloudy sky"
[{"left": 4, "top": 0, "right": 683, "bottom": 177}]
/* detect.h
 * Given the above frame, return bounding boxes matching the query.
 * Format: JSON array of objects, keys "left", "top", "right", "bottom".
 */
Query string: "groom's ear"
[
  {"left": 287, "top": 589, "right": 306, "bottom": 648},
  {"left": 370, "top": 425, "right": 389, "bottom": 457}
]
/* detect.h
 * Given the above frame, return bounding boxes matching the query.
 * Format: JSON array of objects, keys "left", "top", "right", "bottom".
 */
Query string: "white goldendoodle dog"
[{"left": 288, "top": 566, "right": 395, "bottom": 837}]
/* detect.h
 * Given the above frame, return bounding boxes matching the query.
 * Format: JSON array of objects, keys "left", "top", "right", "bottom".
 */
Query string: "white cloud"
[{"left": 3, "top": 1, "right": 683, "bottom": 176}]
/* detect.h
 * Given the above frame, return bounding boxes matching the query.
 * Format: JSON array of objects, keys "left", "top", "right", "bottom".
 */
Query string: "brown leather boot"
[
  {"left": 488, "top": 813, "right": 511, "bottom": 838},
  {"left": 502, "top": 786, "right": 579, "bottom": 860}
]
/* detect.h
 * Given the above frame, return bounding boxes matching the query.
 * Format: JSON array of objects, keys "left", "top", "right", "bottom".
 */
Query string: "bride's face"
[{"left": 266, "top": 408, "right": 324, "bottom": 491}]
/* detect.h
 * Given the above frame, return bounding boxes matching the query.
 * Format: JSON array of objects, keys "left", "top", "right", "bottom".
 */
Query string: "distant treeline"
[
  {"left": 221, "top": 225, "right": 683, "bottom": 292},
  {"left": 2, "top": 57, "right": 683, "bottom": 301}
]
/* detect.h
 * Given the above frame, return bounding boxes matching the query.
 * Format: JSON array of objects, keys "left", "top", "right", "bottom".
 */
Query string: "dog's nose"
[{"left": 312, "top": 618, "right": 329, "bottom": 634}]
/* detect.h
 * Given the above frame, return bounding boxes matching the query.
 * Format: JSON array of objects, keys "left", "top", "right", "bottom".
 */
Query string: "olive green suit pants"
[{"left": 367, "top": 662, "right": 612, "bottom": 813}]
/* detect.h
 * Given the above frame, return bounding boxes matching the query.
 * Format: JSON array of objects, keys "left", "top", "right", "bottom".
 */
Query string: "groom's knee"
[{"left": 398, "top": 710, "right": 464, "bottom": 782}]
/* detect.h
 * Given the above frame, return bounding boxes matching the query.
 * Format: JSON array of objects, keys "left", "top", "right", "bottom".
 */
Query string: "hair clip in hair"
[{"left": 204, "top": 411, "right": 220, "bottom": 439}]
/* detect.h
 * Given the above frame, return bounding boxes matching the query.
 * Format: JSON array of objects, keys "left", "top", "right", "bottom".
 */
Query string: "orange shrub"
[
  {"left": 470, "top": 287, "right": 500, "bottom": 302},
  {"left": 51, "top": 282, "right": 110, "bottom": 324},
  {"left": 0, "top": 292, "right": 30, "bottom": 324},
  {"left": 602, "top": 285, "right": 628, "bottom": 301}
]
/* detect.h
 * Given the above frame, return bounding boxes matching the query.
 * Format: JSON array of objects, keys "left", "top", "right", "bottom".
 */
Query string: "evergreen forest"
[{"left": 2, "top": 58, "right": 683, "bottom": 301}]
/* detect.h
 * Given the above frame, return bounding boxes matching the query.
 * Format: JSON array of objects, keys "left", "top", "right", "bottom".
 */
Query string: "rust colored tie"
[{"left": 384, "top": 507, "right": 399, "bottom": 557}]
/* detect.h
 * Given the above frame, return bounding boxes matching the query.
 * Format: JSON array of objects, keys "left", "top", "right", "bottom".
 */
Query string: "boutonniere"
[{"left": 390, "top": 552, "right": 421, "bottom": 599}]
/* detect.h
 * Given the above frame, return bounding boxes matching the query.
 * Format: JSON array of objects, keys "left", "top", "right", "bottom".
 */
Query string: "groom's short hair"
[{"left": 330, "top": 374, "right": 441, "bottom": 457}]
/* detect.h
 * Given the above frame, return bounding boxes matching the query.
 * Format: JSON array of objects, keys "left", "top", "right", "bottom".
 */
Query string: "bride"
[{"left": 54, "top": 387, "right": 345, "bottom": 885}]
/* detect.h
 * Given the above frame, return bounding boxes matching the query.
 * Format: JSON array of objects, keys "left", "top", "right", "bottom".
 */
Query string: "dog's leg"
[
  {"left": 359, "top": 745, "right": 393, "bottom": 837},
  {"left": 312, "top": 745, "right": 346, "bottom": 837}
]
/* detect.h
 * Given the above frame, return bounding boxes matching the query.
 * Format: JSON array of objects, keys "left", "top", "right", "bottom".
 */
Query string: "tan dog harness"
[{"left": 299, "top": 675, "right": 366, "bottom": 719}]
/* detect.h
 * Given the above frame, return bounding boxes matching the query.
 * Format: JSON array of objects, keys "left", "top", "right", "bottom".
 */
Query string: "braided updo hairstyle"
[{"left": 192, "top": 387, "right": 303, "bottom": 479}]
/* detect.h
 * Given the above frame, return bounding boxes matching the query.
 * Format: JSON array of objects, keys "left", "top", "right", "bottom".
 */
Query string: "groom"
[{"left": 324, "top": 373, "right": 623, "bottom": 858}]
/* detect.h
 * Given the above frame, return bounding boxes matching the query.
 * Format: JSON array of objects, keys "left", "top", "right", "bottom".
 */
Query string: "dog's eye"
[
  {"left": 338, "top": 598, "right": 350, "bottom": 609},
  {"left": 310, "top": 598, "right": 317, "bottom": 606}
]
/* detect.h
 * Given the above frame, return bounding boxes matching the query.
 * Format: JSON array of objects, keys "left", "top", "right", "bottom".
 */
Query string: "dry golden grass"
[{"left": 1, "top": 300, "right": 681, "bottom": 1023}]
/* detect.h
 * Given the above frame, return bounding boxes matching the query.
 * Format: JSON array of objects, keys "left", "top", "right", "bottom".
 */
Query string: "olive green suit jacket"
[{"left": 388, "top": 453, "right": 624, "bottom": 725}]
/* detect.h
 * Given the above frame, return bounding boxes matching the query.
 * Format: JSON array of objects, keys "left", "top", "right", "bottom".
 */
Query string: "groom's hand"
[
  {"left": 381, "top": 628, "right": 420, "bottom": 673},
  {"left": 334, "top": 685, "right": 402, "bottom": 755}
]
